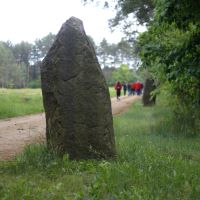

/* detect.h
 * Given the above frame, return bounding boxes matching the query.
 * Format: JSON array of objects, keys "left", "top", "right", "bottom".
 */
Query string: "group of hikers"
[{"left": 114, "top": 80, "right": 143, "bottom": 101}]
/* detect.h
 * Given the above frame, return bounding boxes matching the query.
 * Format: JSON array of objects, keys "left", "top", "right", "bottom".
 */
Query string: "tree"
[
  {"left": 0, "top": 42, "right": 15, "bottom": 87},
  {"left": 97, "top": 38, "right": 110, "bottom": 67},
  {"left": 102, "top": 66, "right": 116, "bottom": 86},
  {"left": 137, "top": 0, "right": 200, "bottom": 133},
  {"left": 87, "top": 35, "right": 97, "bottom": 51},
  {"left": 0, "top": 42, "right": 27, "bottom": 88},
  {"left": 83, "top": 0, "right": 200, "bottom": 134},
  {"left": 0, "top": 33, "right": 56, "bottom": 88},
  {"left": 11, "top": 41, "right": 32, "bottom": 86},
  {"left": 82, "top": 0, "right": 148, "bottom": 71},
  {"left": 117, "top": 39, "right": 133, "bottom": 64},
  {"left": 12, "top": 41, "right": 32, "bottom": 66},
  {"left": 82, "top": 0, "right": 154, "bottom": 25},
  {"left": 112, "top": 64, "right": 140, "bottom": 83},
  {"left": 106, "top": 43, "right": 119, "bottom": 67},
  {"left": 97, "top": 38, "right": 137, "bottom": 68},
  {"left": 34, "top": 33, "right": 56, "bottom": 61},
  {"left": 29, "top": 33, "right": 56, "bottom": 87},
  {"left": 10, "top": 63, "right": 27, "bottom": 88}
]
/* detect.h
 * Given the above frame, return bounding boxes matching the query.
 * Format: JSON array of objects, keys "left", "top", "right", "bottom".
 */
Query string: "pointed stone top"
[
  {"left": 67, "top": 16, "right": 83, "bottom": 24},
  {"left": 61, "top": 16, "right": 85, "bottom": 34}
]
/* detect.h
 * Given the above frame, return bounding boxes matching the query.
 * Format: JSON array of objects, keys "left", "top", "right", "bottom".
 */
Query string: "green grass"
[
  {"left": 109, "top": 87, "right": 115, "bottom": 97},
  {"left": 1, "top": 97, "right": 200, "bottom": 199},
  {"left": 0, "top": 88, "right": 114, "bottom": 119},
  {"left": 0, "top": 89, "right": 43, "bottom": 119}
]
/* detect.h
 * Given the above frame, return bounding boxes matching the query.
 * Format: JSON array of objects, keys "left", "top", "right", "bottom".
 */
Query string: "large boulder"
[{"left": 41, "top": 17, "right": 115, "bottom": 160}]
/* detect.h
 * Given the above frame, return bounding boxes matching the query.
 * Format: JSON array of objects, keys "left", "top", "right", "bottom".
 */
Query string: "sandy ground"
[{"left": 0, "top": 95, "right": 141, "bottom": 160}]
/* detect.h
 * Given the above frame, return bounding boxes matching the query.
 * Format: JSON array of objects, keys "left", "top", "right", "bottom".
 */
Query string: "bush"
[{"left": 28, "top": 79, "right": 41, "bottom": 88}]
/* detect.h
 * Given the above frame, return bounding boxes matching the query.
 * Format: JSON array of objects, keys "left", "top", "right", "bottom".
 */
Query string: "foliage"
[
  {"left": 87, "top": 35, "right": 97, "bottom": 51},
  {"left": 97, "top": 38, "right": 137, "bottom": 68},
  {"left": 0, "top": 42, "right": 14, "bottom": 87},
  {"left": 82, "top": 0, "right": 154, "bottom": 25},
  {"left": 83, "top": 0, "right": 200, "bottom": 133},
  {"left": 0, "top": 43, "right": 27, "bottom": 88},
  {"left": 28, "top": 79, "right": 41, "bottom": 88},
  {"left": 102, "top": 66, "right": 116, "bottom": 86},
  {"left": 0, "top": 33, "right": 139, "bottom": 88},
  {"left": 109, "top": 87, "right": 116, "bottom": 97},
  {"left": 137, "top": 0, "right": 200, "bottom": 133},
  {"left": 1, "top": 97, "right": 200, "bottom": 199},
  {"left": 154, "top": 0, "right": 200, "bottom": 29},
  {"left": 12, "top": 41, "right": 32, "bottom": 66},
  {"left": 117, "top": 38, "right": 134, "bottom": 63},
  {"left": 33, "top": 33, "right": 56, "bottom": 61},
  {"left": 0, "top": 33, "right": 55, "bottom": 89},
  {"left": 97, "top": 38, "right": 110, "bottom": 68},
  {"left": 112, "top": 64, "right": 141, "bottom": 84}
]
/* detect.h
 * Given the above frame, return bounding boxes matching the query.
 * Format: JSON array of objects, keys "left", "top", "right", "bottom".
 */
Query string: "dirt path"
[{"left": 0, "top": 95, "right": 141, "bottom": 160}]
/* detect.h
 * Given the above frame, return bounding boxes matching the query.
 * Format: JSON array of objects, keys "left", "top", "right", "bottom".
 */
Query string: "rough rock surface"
[
  {"left": 142, "top": 78, "right": 156, "bottom": 106},
  {"left": 41, "top": 17, "right": 115, "bottom": 159}
]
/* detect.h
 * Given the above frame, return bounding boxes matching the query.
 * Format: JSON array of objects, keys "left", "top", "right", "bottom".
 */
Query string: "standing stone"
[
  {"left": 142, "top": 78, "right": 156, "bottom": 106},
  {"left": 41, "top": 17, "right": 115, "bottom": 159}
]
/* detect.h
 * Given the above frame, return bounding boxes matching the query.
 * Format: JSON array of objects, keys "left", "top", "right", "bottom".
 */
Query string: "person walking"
[
  {"left": 133, "top": 80, "right": 142, "bottom": 95},
  {"left": 127, "top": 82, "right": 132, "bottom": 96},
  {"left": 131, "top": 82, "right": 136, "bottom": 95},
  {"left": 114, "top": 81, "right": 122, "bottom": 101},
  {"left": 123, "top": 82, "right": 127, "bottom": 96}
]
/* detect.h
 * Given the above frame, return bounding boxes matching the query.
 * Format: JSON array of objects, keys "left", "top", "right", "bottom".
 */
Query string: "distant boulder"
[{"left": 142, "top": 78, "right": 156, "bottom": 106}]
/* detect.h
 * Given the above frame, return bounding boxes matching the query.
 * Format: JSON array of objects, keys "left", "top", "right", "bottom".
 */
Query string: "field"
[
  {"left": 0, "top": 93, "right": 200, "bottom": 199},
  {"left": 0, "top": 88, "right": 116, "bottom": 119},
  {"left": 0, "top": 89, "right": 43, "bottom": 119}
]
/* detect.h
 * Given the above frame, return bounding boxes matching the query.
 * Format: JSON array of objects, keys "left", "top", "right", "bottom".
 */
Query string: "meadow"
[
  {"left": 0, "top": 91, "right": 200, "bottom": 199},
  {"left": 0, "top": 88, "right": 116, "bottom": 119},
  {"left": 0, "top": 89, "right": 44, "bottom": 119}
]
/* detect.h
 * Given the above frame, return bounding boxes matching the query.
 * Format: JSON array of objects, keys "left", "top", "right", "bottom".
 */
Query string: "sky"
[{"left": 0, "top": 0, "right": 125, "bottom": 45}]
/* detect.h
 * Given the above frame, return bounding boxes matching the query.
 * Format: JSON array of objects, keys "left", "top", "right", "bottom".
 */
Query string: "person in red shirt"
[
  {"left": 132, "top": 80, "right": 143, "bottom": 95},
  {"left": 114, "top": 81, "right": 122, "bottom": 100},
  {"left": 131, "top": 82, "right": 136, "bottom": 95}
]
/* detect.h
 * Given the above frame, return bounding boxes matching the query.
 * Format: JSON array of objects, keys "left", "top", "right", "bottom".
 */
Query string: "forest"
[{"left": 0, "top": 33, "right": 141, "bottom": 88}]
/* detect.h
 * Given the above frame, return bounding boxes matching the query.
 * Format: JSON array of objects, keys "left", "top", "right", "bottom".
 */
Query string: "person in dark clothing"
[
  {"left": 127, "top": 83, "right": 132, "bottom": 96},
  {"left": 114, "top": 81, "right": 122, "bottom": 101},
  {"left": 123, "top": 83, "right": 127, "bottom": 96}
]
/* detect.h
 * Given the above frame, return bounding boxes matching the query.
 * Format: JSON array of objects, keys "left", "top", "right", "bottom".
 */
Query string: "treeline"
[
  {"left": 0, "top": 34, "right": 140, "bottom": 88},
  {"left": 0, "top": 33, "right": 55, "bottom": 88}
]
